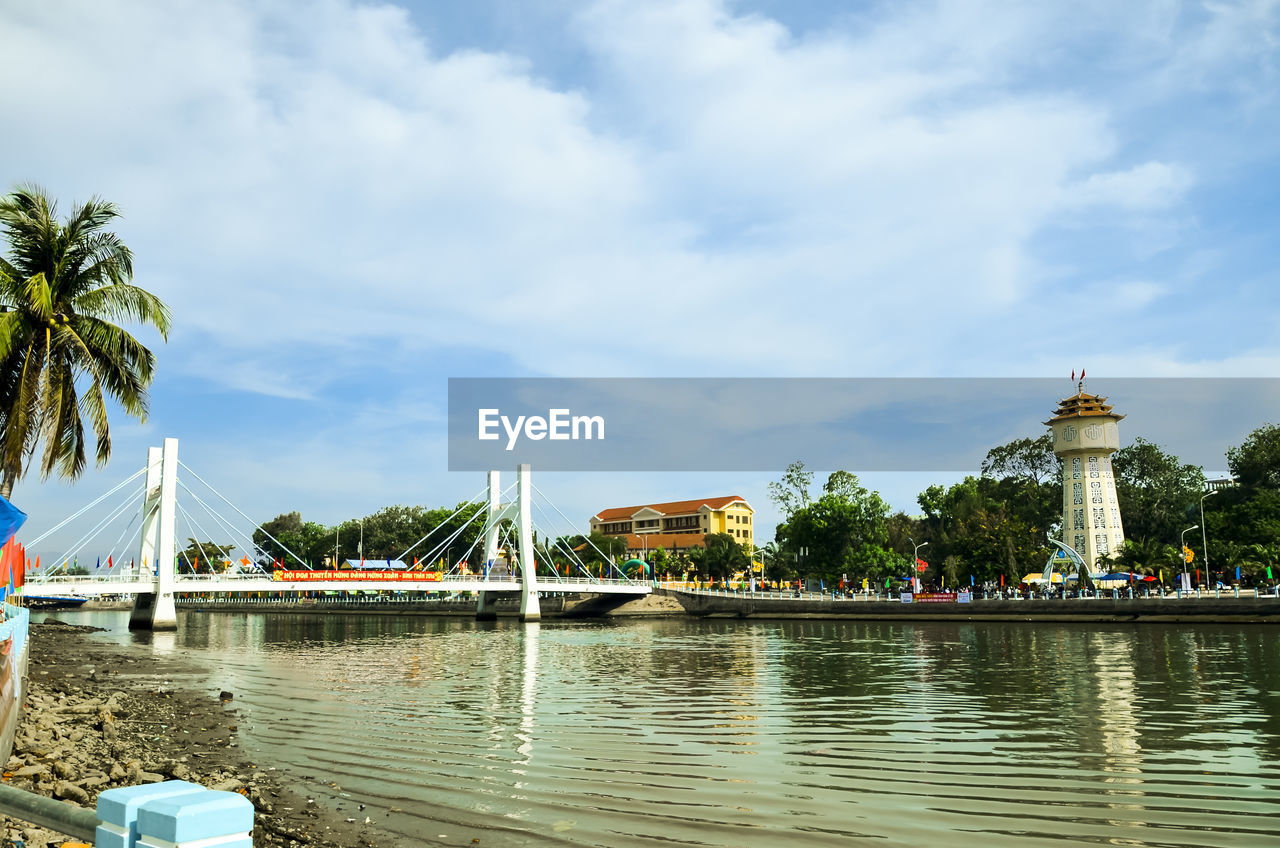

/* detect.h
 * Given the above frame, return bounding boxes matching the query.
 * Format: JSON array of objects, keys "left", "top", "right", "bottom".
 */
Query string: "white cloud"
[
  {"left": 1065, "top": 162, "right": 1192, "bottom": 211},
  {"left": 5, "top": 0, "right": 1278, "bottom": 549}
]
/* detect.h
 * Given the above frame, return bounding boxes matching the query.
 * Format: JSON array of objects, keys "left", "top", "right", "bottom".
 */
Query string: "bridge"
[{"left": 22, "top": 438, "right": 649, "bottom": 629}]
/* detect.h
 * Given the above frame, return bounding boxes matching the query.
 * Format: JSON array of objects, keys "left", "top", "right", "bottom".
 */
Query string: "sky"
[{"left": 1, "top": 0, "right": 1278, "bottom": 562}]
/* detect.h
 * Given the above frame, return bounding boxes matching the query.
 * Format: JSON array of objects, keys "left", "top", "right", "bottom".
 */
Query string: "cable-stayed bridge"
[{"left": 22, "top": 438, "right": 649, "bottom": 629}]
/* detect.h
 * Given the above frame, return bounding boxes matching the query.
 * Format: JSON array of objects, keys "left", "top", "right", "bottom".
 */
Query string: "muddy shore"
[{"left": 2, "top": 620, "right": 436, "bottom": 848}]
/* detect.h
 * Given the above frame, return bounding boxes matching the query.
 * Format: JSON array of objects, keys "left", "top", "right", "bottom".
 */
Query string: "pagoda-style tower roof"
[{"left": 1045, "top": 385, "right": 1125, "bottom": 425}]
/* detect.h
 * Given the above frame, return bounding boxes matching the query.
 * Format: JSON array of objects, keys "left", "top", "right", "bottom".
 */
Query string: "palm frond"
[{"left": 73, "top": 284, "right": 170, "bottom": 340}]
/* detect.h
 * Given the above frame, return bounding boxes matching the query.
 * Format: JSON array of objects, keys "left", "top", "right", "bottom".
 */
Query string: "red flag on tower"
[
  {"left": 1071, "top": 369, "right": 1075, "bottom": 381},
  {"left": 1080, "top": 368, "right": 1086, "bottom": 380}
]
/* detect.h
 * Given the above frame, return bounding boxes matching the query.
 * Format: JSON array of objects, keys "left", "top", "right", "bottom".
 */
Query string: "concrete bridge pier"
[
  {"left": 517, "top": 463, "right": 540, "bottom": 622},
  {"left": 129, "top": 440, "right": 179, "bottom": 631},
  {"left": 476, "top": 470, "right": 501, "bottom": 621}
]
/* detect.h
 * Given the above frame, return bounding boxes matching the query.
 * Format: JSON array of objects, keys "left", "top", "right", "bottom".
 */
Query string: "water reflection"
[{"left": 37, "top": 611, "right": 1280, "bottom": 848}]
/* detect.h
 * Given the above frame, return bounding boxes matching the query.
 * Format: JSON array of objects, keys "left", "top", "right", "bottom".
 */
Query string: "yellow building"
[{"left": 590, "top": 496, "right": 754, "bottom": 556}]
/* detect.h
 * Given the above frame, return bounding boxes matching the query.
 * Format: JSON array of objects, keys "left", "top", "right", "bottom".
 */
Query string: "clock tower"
[{"left": 1046, "top": 383, "right": 1126, "bottom": 573}]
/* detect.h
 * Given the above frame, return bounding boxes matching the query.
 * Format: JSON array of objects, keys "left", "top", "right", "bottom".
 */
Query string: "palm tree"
[{"left": 0, "top": 186, "right": 170, "bottom": 499}]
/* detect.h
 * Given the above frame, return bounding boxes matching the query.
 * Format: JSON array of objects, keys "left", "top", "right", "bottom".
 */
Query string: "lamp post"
[
  {"left": 1181, "top": 525, "right": 1198, "bottom": 590},
  {"left": 1200, "top": 489, "right": 1218, "bottom": 583},
  {"left": 909, "top": 537, "right": 928, "bottom": 587}
]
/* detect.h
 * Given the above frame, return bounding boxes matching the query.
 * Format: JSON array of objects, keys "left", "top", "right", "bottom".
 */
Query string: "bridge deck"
[{"left": 22, "top": 574, "right": 651, "bottom": 598}]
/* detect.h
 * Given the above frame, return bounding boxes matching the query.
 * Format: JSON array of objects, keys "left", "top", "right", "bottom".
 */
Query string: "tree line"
[{"left": 764, "top": 422, "right": 1280, "bottom": 588}]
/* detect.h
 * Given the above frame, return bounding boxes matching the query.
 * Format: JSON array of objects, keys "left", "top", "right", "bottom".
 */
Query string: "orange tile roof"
[
  {"left": 1045, "top": 389, "right": 1125, "bottom": 424},
  {"left": 593, "top": 495, "right": 750, "bottom": 522},
  {"left": 621, "top": 532, "right": 709, "bottom": 550}
]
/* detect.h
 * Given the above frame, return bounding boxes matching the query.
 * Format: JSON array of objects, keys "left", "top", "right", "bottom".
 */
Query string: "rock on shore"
[{"left": 2, "top": 621, "right": 414, "bottom": 848}]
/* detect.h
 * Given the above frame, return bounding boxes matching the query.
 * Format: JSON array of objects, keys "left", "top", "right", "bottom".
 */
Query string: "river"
[{"left": 38, "top": 611, "right": 1280, "bottom": 847}]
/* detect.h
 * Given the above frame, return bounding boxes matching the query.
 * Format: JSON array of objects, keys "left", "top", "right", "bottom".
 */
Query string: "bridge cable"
[
  {"left": 391, "top": 484, "right": 491, "bottom": 563},
  {"left": 418, "top": 494, "right": 505, "bottom": 574},
  {"left": 531, "top": 481, "right": 633, "bottom": 580},
  {"left": 175, "top": 479, "right": 272, "bottom": 570},
  {"left": 175, "top": 501, "right": 248, "bottom": 575},
  {"left": 102, "top": 503, "right": 144, "bottom": 575},
  {"left": 528, "top": 498, "right": 598, "bottom": 577},
  {"left": 415, "top": 481, "right": 516, "bottom": 573},
  {"left": 528, "top": 499, "right": 597, "bottom": 579},
  {"left": 45, "top": 481, "right": 146, "bottom": 575},
  {"left": 176, "top": 462, "right": 313, "bottom": 570},
  {"left": 25, "top": 465, "right": 148, "bottom": 548}
]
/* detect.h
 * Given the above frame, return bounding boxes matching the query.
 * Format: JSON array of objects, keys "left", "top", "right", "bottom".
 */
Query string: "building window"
[
  {"left": 1072, "top": 457, "right": 1082, "bottom": 479},
  {"left": 1073, "top": 508, "right": 1084, "bottom": 530},
  {"left": 1090, "top": 481, "right": 1103, "bottom": 504},
  {"left": 1073, "top": 482, "right": 1083, "bottom": 505}
]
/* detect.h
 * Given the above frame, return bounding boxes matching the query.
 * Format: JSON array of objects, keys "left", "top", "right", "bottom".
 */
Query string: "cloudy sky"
[{"left": 2, "top": 0, "right": 1277, "bottom": 560}]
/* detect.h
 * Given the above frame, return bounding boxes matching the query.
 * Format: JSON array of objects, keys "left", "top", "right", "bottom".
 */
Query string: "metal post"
[
  {"left": 0, "top": 782, "right": 98, "bottom": 842},
  {"left": 1181, "top": 524, "right": 1198, "bottom": 595},
  {"left": 1200, "top": 490, "right": 1217, "bottom": 582}
]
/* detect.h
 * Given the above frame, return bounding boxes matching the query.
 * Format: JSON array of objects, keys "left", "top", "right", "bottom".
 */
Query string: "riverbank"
[
  {"left": 664, "top": 589, "right": 1280, "bottom": 622},
  {"left": 1, "top": 621, "right": 460, "bottom": 848}
]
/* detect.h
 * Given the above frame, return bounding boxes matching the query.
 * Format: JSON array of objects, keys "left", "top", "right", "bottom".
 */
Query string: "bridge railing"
[
  {"left": 23, "top": 573, "right": 152, "bottom": 585},
  {"left": 26, "top": 571, "right": 650, "bottom": 589}
]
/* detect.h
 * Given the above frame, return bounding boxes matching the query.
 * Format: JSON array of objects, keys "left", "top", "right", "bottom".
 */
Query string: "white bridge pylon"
[{"left": 24, "top": 440, "right": 648, "bottom": 630}]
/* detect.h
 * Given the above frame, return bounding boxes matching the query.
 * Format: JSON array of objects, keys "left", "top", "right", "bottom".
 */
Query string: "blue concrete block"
[
  {"left": 137, "top": 789, "right": 254, "bottom": 844},
  {"left": 96, "top": 781, "right": 206, "bottom": 848},
  {"left": 138, "top": 836, "right": 252, "bottom": 848}
]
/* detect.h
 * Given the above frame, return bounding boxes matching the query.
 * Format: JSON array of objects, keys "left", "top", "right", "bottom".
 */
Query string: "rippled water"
[{"left": 48, "top": 612, "right": 1280, "bottom": 847}]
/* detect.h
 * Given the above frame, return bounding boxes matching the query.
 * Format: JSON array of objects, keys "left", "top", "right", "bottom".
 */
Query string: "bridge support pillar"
[
  {"left": 130, "top": 439, "right": 179, "bottom": 631},
  {"left": 476, "top": 470, "right": 501, "bottom": 621},
  {"left": 517, "top": 463, "right": 540, "bottom": 622}
]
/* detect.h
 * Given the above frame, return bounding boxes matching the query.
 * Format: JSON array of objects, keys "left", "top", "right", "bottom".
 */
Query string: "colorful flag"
[
  {"left": 1081, "top": 368, "right": 1086, "bottom": 379},
  {"left": 107, "top": 555, "right": 113, "bottom": 569},
  {"left": 1071, "top": 369, "right": 1075, "bottom": 381},
  {"left": 1268, "top": 566, "right": 1274, "bottom": 580}
]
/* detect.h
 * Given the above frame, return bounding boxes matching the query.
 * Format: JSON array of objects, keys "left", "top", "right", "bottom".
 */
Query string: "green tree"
[
  {"left": 696, "top": 532, "right": 749, "bottom": 579},
  {"left": 1112, "top": 437, "right": 1205, "bottom": 544},
  {"left": 582, "top": 531, "right": 627, "bottom": 564},
  {"left": 1226, "top": 423, "right": 1280, "bottom": 490},
  {"left": 253, "top": 512, "right": 333, "bottom": 568},
  {"left": 178, "top": 538, "right": 238, "bottom": 573},
  {"left": 768, "top": 460, "right": 813, "bottom": 519},
  {"left": 778, "top": 473, "right": 893, "bottom": 583},
  {"left": 0, "top": 186, "right": 171, "bottom": 498},
  {"left": 981, "top": 434, "right": 1061, "bottom": 485},
  {"left": 1113, "top": 537, "right": 1177, "bottom": 577}
]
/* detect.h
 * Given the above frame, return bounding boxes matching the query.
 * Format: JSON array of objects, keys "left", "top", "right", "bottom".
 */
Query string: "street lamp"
[
  {"left": 1200, "top": 489, "right": 1218, "bottom": 583},
  {"left": 1181, "top": 525, "right": 1198, "bottom": 589},
  {"left": 909, "top": 537, "right": 928, "bottom": 586}
]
